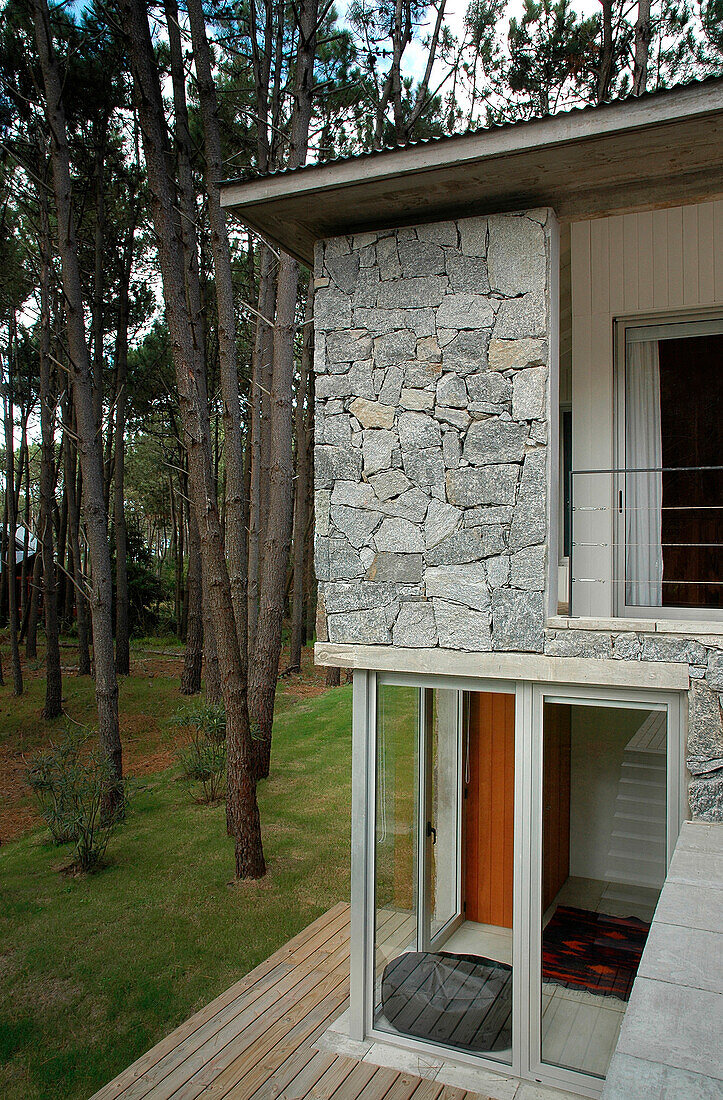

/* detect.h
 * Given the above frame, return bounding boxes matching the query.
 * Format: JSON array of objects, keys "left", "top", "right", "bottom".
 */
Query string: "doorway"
[
  {"left": 373, "top": 683, "right": 515, "bottom": 1064},
  {"left": 362, "top": 674, "right": 682, "bottom": 1095},
  {"left": 537, "top": 700, "right": 667, "bottom": 1082}
]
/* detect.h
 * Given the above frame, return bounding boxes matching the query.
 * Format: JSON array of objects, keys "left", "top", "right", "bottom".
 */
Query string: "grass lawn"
[{"left": 0, "top": 642, "right": 352, "bottom": 1100}]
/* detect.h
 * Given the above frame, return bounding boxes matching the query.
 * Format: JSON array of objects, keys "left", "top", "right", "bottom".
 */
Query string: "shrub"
[
  {"left": 25, "top": 740, "right": 79, "bottom": 845},
  {"left": 25, "top": 733, "right": 125, "bottom": 872},
  {"left": 175, "top": 702, "right": 227, "bottom": 803}
]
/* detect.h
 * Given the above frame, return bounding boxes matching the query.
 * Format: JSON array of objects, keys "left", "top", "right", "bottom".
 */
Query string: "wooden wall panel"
[
  {"left": 543, "top": 704, "right": 571, "bottom": 911},
  {"left": 464, "top": 692, "right": 515, "bottom": 929}
]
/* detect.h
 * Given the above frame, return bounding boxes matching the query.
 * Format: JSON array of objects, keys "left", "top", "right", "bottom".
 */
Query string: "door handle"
[{"left": 426, "top": 821, "right": 436, "bottom": 845}]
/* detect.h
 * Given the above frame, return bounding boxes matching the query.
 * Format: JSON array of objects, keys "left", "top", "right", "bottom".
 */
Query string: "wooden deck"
[{"left": 90, "top": 903, "right": 492, "bottom": 1100}]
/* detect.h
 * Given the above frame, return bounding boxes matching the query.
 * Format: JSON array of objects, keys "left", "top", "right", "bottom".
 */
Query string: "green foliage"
[
  {"left": 24, "top": 739, "right": 81, "bottom": 845},
  {"left": 506, "top": 0, "right": 599, "bottom": 117},
  {"left": 24, "top": 732, "right": 125, "bottom": 872},
  {"left": 111, "top": 518, "right": 168, "bottom": 637},
  {"left": 175, "top": 703, "right": 227, "bottom": 803}
]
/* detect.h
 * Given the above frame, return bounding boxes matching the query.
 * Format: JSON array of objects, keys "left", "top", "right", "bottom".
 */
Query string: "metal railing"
[{"left": 567, "top": 465, "right": 723, "bottom": 617}]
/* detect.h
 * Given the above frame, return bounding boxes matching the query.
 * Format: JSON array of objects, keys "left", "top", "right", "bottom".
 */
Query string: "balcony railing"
[{"left": 567, "top": 466, "right": 723, "bottom": 617}]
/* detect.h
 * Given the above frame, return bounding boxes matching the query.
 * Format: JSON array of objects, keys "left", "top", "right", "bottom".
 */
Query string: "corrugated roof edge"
[{"left": 220, "top": 73, "right": 723, "bottom": 187}]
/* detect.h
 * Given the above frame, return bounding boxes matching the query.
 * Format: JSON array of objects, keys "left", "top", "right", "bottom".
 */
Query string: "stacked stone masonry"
[
  {"left": 312, "top": 210, "right": 723, "bottom": 822},
  {"left": 313, "top": 211, "right": 554, "bottom": 656}
]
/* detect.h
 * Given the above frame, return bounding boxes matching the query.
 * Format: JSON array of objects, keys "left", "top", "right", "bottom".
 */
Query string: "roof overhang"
[{"left": 220, "top": 80, "right": 723, "bottom": 267}]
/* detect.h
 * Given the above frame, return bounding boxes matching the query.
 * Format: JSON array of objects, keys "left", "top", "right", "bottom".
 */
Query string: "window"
[{"left": 617, "top": 314, "right": 723, "bottom": 617}]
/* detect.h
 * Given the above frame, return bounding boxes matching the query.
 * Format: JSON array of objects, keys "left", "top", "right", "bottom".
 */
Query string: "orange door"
[
  {"left": 542, "top": 703, "right": 571, "bottom": 911},
  {"left": 464, "top": 692, "right": 515, "bottom": 929}
]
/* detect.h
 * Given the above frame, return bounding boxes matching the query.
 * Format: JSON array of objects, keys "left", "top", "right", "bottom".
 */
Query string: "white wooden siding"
[{"left": 570, "top": 200, "right": 723, "bottom": 617}]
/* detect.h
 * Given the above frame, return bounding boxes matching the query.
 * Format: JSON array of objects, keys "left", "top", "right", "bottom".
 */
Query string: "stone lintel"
[{"left": 314, "top": 642, "right": 690, "bottom": 690}]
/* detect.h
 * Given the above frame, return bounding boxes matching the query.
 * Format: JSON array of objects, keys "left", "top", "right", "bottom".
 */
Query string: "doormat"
[
  {"left": 542, "top": 905, "right": 650, "bottom": 1001},
  {"left": 381, "top": 951, "right": 511, "bottom": 1053}
]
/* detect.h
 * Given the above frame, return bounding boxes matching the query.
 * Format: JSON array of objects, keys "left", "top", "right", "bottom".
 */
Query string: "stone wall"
[
  {"left": 313, "top": 210, "right": 555, "bottom": 655},
  {"left": 312, "top": 208, "right": 723, "bottom": 822}
]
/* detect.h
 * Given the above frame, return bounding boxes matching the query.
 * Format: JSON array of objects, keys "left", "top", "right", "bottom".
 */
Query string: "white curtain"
[{"left": 625, "top": 339, "right": 663, "bottom": 607}]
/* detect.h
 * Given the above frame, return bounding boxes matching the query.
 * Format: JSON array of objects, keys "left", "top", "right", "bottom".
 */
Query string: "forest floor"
[{"left": 0, "top": 638, "right": 352, "bottom": 1100}]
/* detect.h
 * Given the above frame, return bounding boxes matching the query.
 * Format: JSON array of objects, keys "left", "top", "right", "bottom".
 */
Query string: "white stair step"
[
  {"left": 617, "top": 790, "right": 667, "bottom": 808},
  {"left": 620, "top": 763, "right": 667, "bottom": 783},
  {"left": 613, "top": 812, "right": 666, "bottom": 832},
  {"left": 611, "top": 829, "right": 666, "bottom": 847}
]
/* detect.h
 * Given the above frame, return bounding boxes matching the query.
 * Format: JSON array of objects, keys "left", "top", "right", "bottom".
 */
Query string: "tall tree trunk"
[
  {"left": 123, "top": 0, "right": 264, "bottom": 878},
  {"left": 56, "top": 469, "right": 68, "bottom": 624},
  {"left": 25, "top": 552, "right": 41, "bottom": 659},
  {"left": 181, "top": 508, "right": 203, "bottom": 695},
  {"left": 20, "top": 439, "right": 30, "bottom": 629},
  {"left": 597, "top": 0, "right": 615, "bottom": 103},
  {"left": 289, "top": 282, "right": 313, "bottom": 672},
  {"left": 63, "top": 406, "right": 91, "bottom": 675},
  {"left": 249, "top": 0, "right": 320, "bottom": 779},
  {"left": 39, "top": 172, "right": 62, "bottom": 716},
  {"left": 33, "top": 0, "right": 122, "bottom": 811},
  {"left": 114, "top": 214, "right": 133, "bottom": 676},
  {"left": 632, "top": 0, "right": 652, "bottom": 95},
  {"left": 0, "top": 495, "right": 7, "bottom": 625},
  {"left": 91, "top": 119, "right": 107, "bottom": 439},
  {"left": 303, "top": 366, "right": 315, "bottom": 643},
  {"left": 4, "top": 313, "right": 23, "bottom": 696},
  {"left": 187, "top": 0, "right": 248, "bottom": 649},
  {"left": 247, "top": 245, "right": 275, "bottom": 653}
]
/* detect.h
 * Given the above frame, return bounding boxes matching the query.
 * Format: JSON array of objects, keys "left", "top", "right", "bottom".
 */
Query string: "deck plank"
[{"left": 91, "top": 905, "right": 495, "bottom": 1100}]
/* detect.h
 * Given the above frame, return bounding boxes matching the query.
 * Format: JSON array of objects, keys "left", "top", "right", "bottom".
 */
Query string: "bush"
[
  {"left": 25, "top": 733, "right": 125, "bottom": 872},
  {"left": 175, "top": 703, "right": 226, "bottom": 803},
  {"left": 25, "top": 740, "right": 79, "bottom": 845}
]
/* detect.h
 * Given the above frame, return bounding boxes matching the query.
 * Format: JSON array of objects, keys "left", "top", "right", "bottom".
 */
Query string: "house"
[{"left": 220, "top": 79, "right": 723, "bottom": 1099}]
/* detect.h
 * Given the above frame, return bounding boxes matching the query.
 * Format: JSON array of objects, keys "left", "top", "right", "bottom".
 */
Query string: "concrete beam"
[{"left": 314, "top": 642, "right": 690, "bottom": 690}]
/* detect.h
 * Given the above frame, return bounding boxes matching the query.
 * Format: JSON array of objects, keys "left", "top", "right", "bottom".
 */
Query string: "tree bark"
[
  {"left": 247, "top": 245, "right": 275, "bottom": 653},
  {"left": 114, "top": 212, "right": 133, "bottom": 675},
  {"left": 123, "top": 0, "right": 264, "bottom": 878},
  {"left": 4, "top": 313, "right": 23, "bottom": 696},
  {"left": 63, "top": 402, "right": 91, "bottom": 675},
  {"left": 38, "top": 172, "right": 62, "bottom": 717},
  {"left": 187, "top": 0, "right": 248, "bottom": 650},
  {"left": 25, "top": 552, "right": 41, "bottom": 659},
  {"left": 597, "top": 0, "right": 615, "bottom": 103},
  {"left": 289, "top": 282, "right": 313, "bottom": 672},
  {"left": 632, "top": 0, "right": 652, "bottom": 95},
  {"left": 249, "top": 0, "right": 319, "bottom": 779},
  {"left": 181, "top": 507, "right": 203, "bottom": 695},
  {"left": 33, "top": 0, "right": 122, "bottom": 811}
]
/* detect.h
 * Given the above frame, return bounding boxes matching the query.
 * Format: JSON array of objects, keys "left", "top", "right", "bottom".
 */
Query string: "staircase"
[{"left": 604, "top": 712, "right": 667, "bottom": 892}]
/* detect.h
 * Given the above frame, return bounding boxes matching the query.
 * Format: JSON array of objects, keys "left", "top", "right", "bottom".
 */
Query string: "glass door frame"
[
  {"left": 527, "top": 682, "right": 686, "bottom": 1098},
  {"left": 354, "top": 669, "right": 523, "bottom": 1078},
  {"left": 418, "top": 686, "right": 466, "bottom": 953},
  {"left": 350, "top": 668, "right": 687, "bottom": 1096},
  {"left": 613, "top": 307, "right": 723, "bottom": 623}
]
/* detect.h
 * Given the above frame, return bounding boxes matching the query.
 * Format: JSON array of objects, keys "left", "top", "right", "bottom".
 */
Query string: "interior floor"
[
  {"left": 543, "top": 877, "right": 656, "bottom": 1079},
  {"left": 428, "top": 878, "right": 656, "bottom": 1078}
]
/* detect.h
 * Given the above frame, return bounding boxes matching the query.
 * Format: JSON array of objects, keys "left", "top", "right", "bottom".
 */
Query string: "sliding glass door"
[
  {"left": 372, "top": 679, "right": 516, "bottom": 1065},
  {"left": 373, "top": 684, "right": 463, "bottom": 1030},
  {"left": 616, "top": 314, "right": 723, "bottom": 618}
]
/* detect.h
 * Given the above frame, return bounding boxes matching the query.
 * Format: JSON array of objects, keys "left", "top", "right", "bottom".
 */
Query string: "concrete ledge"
[
  {"left": 314, "top": 643, "right": 690, "bottom": 690},
  {"left": 602, "top": 821, "right": 723, "bottom": 1098},
  {"left": 547, "top": 615, "right": 723, "bottom": 637}
]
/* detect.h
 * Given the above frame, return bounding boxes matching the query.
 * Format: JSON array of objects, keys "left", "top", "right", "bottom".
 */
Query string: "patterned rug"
[{"left": 542, "top": 905, "right": 650, "bottom": 1001}]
